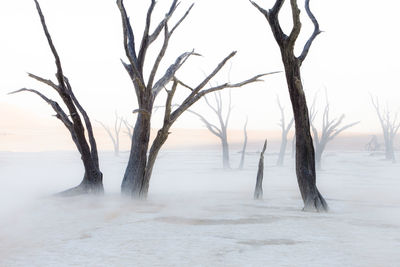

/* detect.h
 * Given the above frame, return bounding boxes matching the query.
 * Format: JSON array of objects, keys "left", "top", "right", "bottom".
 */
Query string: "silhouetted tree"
[
  {"left": 250, "top": 0, "right": 328, "bottom": 211},
  {"left": 371, "top": 96, "right": 400, "bottom": 162},
  {"left": 276, "top": 96, "right": 294, "bottom": 166},
  {"left": 117, "top": 0, "right": 272, "bottom": 198},
  {"left": 10, "top": 0, "right": 103, "bottom": 195}
]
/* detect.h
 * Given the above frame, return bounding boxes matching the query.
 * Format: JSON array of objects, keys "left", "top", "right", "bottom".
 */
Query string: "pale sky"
[{"left": 1, "top": 0, "right": 400, "bottom": 151}]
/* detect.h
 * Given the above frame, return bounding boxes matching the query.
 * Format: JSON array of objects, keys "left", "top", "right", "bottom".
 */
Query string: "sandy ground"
[{"left": 0, "top": 149, "right": 399, "bottom": 266}]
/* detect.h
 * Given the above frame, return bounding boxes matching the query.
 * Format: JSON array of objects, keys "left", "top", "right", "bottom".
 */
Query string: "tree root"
[
  {"left": 56, "top": 183, "right": 104, "bottom": 197},
  {"left": 303, "top": 190, "right": 328, "bottom": 212}
]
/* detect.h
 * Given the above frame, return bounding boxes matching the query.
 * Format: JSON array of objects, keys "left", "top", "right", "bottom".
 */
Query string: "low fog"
[
  {"left": 1, "top": 148, "right": 399, "bottom": 266},
  {"left": 1, "top": 0, "right": 400, "bottom": 266}
]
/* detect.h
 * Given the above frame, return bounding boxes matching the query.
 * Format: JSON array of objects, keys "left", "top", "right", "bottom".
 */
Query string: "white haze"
[{"left": 0, "top": 149, "right": 399, "bottom": 266}]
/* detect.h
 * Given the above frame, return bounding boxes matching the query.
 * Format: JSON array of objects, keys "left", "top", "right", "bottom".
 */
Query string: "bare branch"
[
  {"left": 169, "top": 3, "right": 194, "bottom": 36},
  {"left": 199, "top": 72, "right": 278, "bottom": 96},
  {"left": 28, "top": 73, "right": 59, "bottom": 92},
  {"left": 174, "top": 77, "right": 194, "bottom": 91},
  {"left": 152, "top": 51, "right": 199, "bottom": 98},
  {"left": 298, "top": 0, "right": 321, "bottom": 64},
  {"left": 329, "top": 121, "right": 360, "bottom": 141},
  {"left": 249, "top": 0, "right": 287, "bottom": 45},
  {"left": 192, "top": 51, "right": 237, "bottom": 93},
  {"left": 288, "top": 0, "right": 301, "bottom": 48},
  {"left": 249, "top": 0, "right": 269, "bottom": 17},
  {"left": 116, "top": 0, "right": 145, "bottom": 90},
  {"left": 186, "top": 109, "right": 222, "bottom": 138},
  {"left": 9, "top": 88, "right": 76, "bottom": 142},
  {"left": 122, "top": 118, "right": 134, "bottom": 139},
  {"left": 97, "top": 120, "right": 117, "bottom": 147},
  {"left": 33, "top": 0, "right": 65, "bottom": 88},
  {"left": 164, "top": 79, "right": 178, "bottom": 124},
  {"left": 64, "top": 76, "right": 99, "bottom": 164}
]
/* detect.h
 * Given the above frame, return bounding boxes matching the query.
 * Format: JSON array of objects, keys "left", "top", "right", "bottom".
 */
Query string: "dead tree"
[
  {"left": 276, "top": 96, "right": 294, "bottom": 166},
  {"left": 365, "top": 135, "right": 381, "bottom": 152},
  {"left": 254, "top": 139, "right": 267, "bottom": 200},
  {"left": 250, "top": 0, "right": 328, "bottom": 211},
  {"left": 117, "top": 0, "right": 273, "bottom": 199},
  {"left": 9, "top": 0, "right": 103, "bottom": 195},
  {"left": 97, "top": 112, "right": 123, "bottom": 156},
  {"left": 310, "top": 92, "right": 359, "bottom": 170},
  {"left": 187, "top": 91, "right": 233, "bottom": 169},
  {"left": 123, "top": 118, "right": 134, "bottom": 140},
  {"left": 239, "top": 116, "right": 248, "bottom": 170},
  {"left": 371, "top": 96, "right": 400, "bottom": 162}
]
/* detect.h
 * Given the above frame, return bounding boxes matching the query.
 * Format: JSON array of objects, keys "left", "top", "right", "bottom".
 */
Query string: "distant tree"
[
  {"left": 276, "top": 96, "right": 294, "bottom": 166},
  {"left": 371, "top": 96, "right": 400, "bottom": 162},
  {"left": 309, "top": 92, "right": 359, "bottom": 170},
  {"left": 238, "top": 116, "right": 248, "bottom": 170},
  {"left": 187, "top": 91, "right": 233, "bottom": 169},
  {"left": 122, "top": 118, "right": 134, "bottom": 140},
  {"left": 254, "top": 139, "right": 267, "bottom": 200},
  {"left": 250, "top": 0, "right": 328, "bottom": 211},
  {"left": 117, "top": 0, "right": 272, "bottom": 198},
  {"left": 9, "top": 0, "right": 103, "bottom": 195},
  {"left": 365, "top": 135, "right": 381, "bottom": 152},
  {"left": 97, "top": 112, "right": 123, "bottom": 156}
]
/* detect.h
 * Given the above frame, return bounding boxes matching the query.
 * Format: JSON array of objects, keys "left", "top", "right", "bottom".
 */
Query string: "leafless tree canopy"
[
  {"left": 310, "top": 91, "right": 359, "bottom": 169},
  {"left": 9, "top": 0, "right": 103, "bottom": 195},
  {"left": 371, "top": 96, "right": 400, "bottom": 162},
  {"left": 118, "top": 0, "right": 275, "bottom": 198}
]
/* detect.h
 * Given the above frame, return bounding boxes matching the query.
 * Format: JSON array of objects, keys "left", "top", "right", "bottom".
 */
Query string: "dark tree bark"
[
  {"left": 250, "top": 0, "right": 328, "bottom": 211},
  {"left": 117, "top": 0, "right": 272, "bottom": 199},
  {"left": 309, "top": 91, "right": 359, "bottom": 169},
  {"left": 371, "top": 96, "right": 400, "bottom": 163},
  {"left": 239, "top": 116, "right": 248, "bottom": 170},
  {"left": 9, "top": 0, "right": 103, "bottom": 195},
  {"left": 97, "top": 112, "right": 123, "bottom": 156},
  {"left": 276, "top": 96, "right": 294, "bottom": 166},
  {"left": 254, "top": 139, "right": 267, "bottom": 200}
]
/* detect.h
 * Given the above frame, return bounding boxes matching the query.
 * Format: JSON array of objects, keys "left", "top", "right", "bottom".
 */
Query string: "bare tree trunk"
[
  {"left": 239, "top": 117, "right": 248, "bottom": 170},
  {"left": 315, "top": 145, "right": 323, "bottom": 171},
  {"left": 254, "top": 139, "right": 267, "bottom": 200},
  {"left": 370, "top": 96, "right": 399, "bottom": 163},
  {"left": 251, "top": 0, "right": 328, "bottom": 211},
  {"left": 277, "top": 136, "right": 288, "bottom": 166},
  {"left": 287, "top": 63, "right": 326, "bottom": 211},
  {"left": 221, "top": 135, "right": 231, "bottom": 169},
  {"left": 276, "top": 96, "right": 294, "bottom": 166},
  {"left": 121, "top": 111, "right": 152, "bottom": 198}
]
